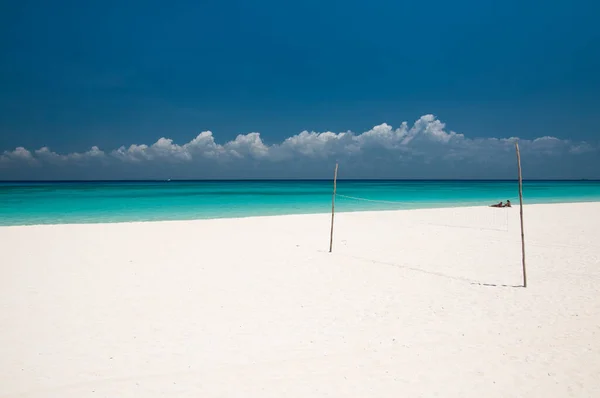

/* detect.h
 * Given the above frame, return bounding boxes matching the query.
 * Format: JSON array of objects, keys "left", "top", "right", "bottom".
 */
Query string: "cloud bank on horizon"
[{"left": 1, "top": 115, "right": 598, "bottom": 180}]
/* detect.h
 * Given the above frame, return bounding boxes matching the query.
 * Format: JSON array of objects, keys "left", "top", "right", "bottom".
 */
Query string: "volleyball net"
[
  {"left": 328, "top": 188, "right": 523, "bottom": 288},
  {"left": 326, "top": 144, "right": 527, "bottom": 288},
  {"left": 333, "top": 191, "right": 511, "bottom": 232}
]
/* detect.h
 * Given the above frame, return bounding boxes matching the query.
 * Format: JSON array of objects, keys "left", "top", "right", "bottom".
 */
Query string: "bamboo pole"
[
  {"left": 329, "top": 163, "right": 339, "bottom": 253},
  {"left": 515, "top": 142, "right": 527, "bottom": 287}
]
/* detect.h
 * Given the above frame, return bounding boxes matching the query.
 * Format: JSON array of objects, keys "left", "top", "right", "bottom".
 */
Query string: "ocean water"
[{"left": 1, "top": 180, "right": 600, "bottom": 226}]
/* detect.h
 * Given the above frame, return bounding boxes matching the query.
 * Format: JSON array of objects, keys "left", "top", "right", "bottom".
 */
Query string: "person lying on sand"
[
  {"left": 504, "top": 200, "right": 512, "bottom": 207},
  {"left": 490, "top": 201, "right": 503, "bottom": 208}
]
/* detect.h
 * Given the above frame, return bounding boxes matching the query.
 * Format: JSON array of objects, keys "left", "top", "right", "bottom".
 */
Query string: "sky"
[{"left": 1, "top": 0, "right": 599, "bottom": 180}]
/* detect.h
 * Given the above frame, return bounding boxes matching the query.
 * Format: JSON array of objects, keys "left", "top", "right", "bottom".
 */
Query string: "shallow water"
[{"left": 1, "top": 180, "right": 599, "bottom": 226}]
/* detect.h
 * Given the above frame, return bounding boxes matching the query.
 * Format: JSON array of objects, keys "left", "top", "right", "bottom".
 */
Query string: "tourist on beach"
[
  {"left": 490, "top": 201, "right": 503, "bottom": 208},
  {"left": 504, "top": 200, "right": 512, "bottom": 207}
]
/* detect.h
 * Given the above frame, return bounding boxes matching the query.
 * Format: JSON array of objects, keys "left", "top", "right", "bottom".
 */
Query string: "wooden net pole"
[
  {"left": 515, "top": 142, "right": 527, "bottom": 287},
  {"left": 329, "top": 163, "right": 339, "bottom": 253}
]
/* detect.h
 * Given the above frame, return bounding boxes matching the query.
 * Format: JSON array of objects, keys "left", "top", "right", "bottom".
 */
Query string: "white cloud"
[
  {"left": 184, "top": 131, "right": 224, "bottom": 159},
  {"left": 34, "top": 147, "right": 65, "bottom": 162},
  {"left": 1, "top": 114, "right": 597, "bottom": 178},
  {"left": 1, "top": 147, "right": 37, "bottom": 165},
  {"left": 224, "top": 133, "right": 269, "bottom": 159},
  {"left": 569, "top": 142, "right": 595, "bottom": 155},
  {"left": 276, "top": 130, "right": 357, "bottom": 159},
  {"left": 67, "top": 146, "right": 106, "bottom": 161},
  {"left": 27, "top": 146, "right": 106, "bottom": 164},
  {"left": 112, "top": 144, "right": 152, "bottom": 162}
]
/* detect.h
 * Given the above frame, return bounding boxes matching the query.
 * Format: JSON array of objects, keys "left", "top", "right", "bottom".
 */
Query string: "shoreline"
[{"left": 2, "top": 199, "right": 600, "bottom": 228}]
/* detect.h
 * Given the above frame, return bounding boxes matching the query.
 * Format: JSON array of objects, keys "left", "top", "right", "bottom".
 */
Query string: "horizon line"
[{"left": 1, "top": 178, "right": 598, "bottom": 183}]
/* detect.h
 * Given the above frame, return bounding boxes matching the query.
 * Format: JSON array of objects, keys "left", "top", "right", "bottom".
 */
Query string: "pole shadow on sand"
[{"left": 328, "top": 252, "right": 524, "bottom": 288}]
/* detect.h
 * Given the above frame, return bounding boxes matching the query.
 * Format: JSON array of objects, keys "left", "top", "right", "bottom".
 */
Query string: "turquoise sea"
[{"left": 1, "top": 180, "right": 600, "bottom": 226}]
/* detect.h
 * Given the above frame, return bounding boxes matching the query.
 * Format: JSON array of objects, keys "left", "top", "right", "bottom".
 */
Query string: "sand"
[{"left": 1, "top": 203, "right": 599, "bottom": 397}]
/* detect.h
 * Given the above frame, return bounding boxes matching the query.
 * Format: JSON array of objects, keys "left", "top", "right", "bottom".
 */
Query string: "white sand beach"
[{"left": 1, "top": 202, "right": 599, "bottom": 397}]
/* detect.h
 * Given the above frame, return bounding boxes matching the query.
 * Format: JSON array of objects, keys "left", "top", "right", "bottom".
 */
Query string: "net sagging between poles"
[{"left": 334, "top": 193, "right": 510, "bottom": 232}]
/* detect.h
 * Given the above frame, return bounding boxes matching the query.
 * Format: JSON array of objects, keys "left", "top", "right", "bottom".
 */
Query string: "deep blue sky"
[{"left": 0, "top": 0, "right": 599, "bottom": 179}]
